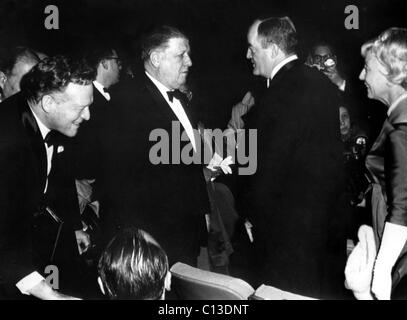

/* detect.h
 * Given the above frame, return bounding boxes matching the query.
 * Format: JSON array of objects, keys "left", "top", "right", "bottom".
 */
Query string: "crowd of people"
[{"left": 1, "top": 14, "right": 407, "bottom": 300}]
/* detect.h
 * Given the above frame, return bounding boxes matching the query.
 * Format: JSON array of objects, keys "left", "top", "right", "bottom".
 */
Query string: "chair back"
[{"left": 170, "top": 262, "right": 255, "bottom": 300}]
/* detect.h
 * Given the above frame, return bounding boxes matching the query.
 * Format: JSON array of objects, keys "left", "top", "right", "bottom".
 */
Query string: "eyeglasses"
[{"left": 106, "top": 57, "right": 122, "bottom": 65}]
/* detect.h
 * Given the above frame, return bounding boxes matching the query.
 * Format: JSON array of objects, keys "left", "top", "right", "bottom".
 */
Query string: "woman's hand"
[{"left": 371, "top": 222, "right": 407, "bottom": 299}]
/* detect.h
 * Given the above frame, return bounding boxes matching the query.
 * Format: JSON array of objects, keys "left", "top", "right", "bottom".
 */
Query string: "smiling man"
[
  {"left": 0, "top": 55, "right": 95, "bottom": 299},
  {"left": 99, "top": 26, "right": 209, "bottom": 267},
  {"left": 239, "top": 17, "right": 347, "bottom": 299}
]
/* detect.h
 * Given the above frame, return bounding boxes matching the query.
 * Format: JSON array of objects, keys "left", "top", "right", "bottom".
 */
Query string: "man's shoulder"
[
  {"left": 0, "top": 97, "right": 27, "bottom": 154},
  {"left": 0, "top": 94, "right": 24, "bottom": 135},
  {"left": 112, "top": 74, "right": 149, "bottom": 96},
  {"left": 288, "top": 63, "right": 333, "bottom": 86}
]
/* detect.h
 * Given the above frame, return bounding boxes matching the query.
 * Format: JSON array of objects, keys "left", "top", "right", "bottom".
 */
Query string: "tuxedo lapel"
[
  {"left": 19, "top": 97, "right": 48, "bottom": 193},
  {"left": 143, "top": 75, "right": 195, "bottom": 147},
  {"left": 144, "top": 75, "right": 179, "bottom": 124}
]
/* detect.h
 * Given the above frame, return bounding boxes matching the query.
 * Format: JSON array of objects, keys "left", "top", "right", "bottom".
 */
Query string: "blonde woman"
[{"left": 357, "top": 27, "right": 407, "bottom": 300}]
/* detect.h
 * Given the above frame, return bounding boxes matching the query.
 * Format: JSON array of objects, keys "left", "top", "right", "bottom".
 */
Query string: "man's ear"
[
  {"left": 101, "top": 59, "right": 109, "bottom": 70},
  {"left": 41, "top": 94, "right": 55, "bottom": 113},
  {"left": 97, "top": 277, "right": 106, "bottom": 295},
  {"left": 0, "top": 71, "right": 7, "bottom": 89},
  {"left": 165, "top": 271, "right": 172, "bottom": 291},
  {"left": 269, "top": 43, "right": 280, "bottom": 58},
  {"left": 150, "top": 51, "right": 162, "bottom": 68}
]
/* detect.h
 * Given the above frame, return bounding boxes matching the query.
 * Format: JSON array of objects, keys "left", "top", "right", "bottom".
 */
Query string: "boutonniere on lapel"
[{"left": 45, "top": 131, "right": 64, "bottom": 153}]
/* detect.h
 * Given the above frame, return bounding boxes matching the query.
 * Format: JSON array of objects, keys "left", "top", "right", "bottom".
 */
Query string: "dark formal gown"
[{"left": 365, "top": 95, "right": 407, "bottom": 298}]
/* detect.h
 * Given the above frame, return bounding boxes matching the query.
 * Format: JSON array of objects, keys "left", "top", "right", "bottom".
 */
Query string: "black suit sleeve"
[{"left": 0, "top": 140, "right": 37, "bottom": 285}]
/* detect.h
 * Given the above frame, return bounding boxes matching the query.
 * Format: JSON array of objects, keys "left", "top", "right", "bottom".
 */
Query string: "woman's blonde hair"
[{"left": 361, "top": 27, "right": 407, "bottom": 89}]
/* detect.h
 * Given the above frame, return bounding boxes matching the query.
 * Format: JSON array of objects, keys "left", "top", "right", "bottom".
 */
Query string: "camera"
[{"left": 309, "top": 54, "right": 337, "bottom": 72}]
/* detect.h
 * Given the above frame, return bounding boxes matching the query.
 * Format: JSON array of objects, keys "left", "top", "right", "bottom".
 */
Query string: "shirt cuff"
[{"left": 16, "top": 272, "right": 45, "bottom": 295}]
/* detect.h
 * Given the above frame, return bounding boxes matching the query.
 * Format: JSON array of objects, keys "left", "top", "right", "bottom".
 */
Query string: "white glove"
[
  {"left": 372, "top": 222, "right": 407, "bottom": 300},
  {"left": 217, "top": 156, "right": 233, "bottom": 174},
  {"left": 207, "top": 154, "right": 234, "bottom": 180},
  {"left": 344, "top": 225, "right": 376, "bottom": 300}
]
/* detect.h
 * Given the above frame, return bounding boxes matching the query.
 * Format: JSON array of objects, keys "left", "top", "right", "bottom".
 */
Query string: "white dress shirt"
[
  {"left": 93, "top": 81, "right": 110, "bottom": 101},
  {"left": 145, "top": 71, "right": 196, "bottom": 151}
]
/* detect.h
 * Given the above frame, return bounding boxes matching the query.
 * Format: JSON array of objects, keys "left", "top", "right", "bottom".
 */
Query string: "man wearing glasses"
[{"left": 74, "top": 47, "right": 123, "bottom": 221}]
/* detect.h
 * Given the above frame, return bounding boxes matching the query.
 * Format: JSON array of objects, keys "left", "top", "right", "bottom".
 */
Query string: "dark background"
[{"left": 0, "top": 0, "right": 406, "bottom": 127}]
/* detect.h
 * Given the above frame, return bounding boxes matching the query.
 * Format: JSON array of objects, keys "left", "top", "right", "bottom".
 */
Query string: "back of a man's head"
[
  {"left": 257, "top": 16, "right": 298, "bottom": 55},
  {"left": 20, "top": 55, "right": 95, "bottom": 104},
  {"left": 98, "top": 227, "right": 170, "bottom": 300}
]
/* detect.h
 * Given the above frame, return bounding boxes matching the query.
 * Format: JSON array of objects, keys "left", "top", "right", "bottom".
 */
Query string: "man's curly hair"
[{"left": 21, "top": 55, "right": 95, "bottom": 103}]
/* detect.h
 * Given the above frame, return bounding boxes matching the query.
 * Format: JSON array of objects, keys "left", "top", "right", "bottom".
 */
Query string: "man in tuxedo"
[
  {"left": 75, "top": 47, "right": 122, "bottom": 198},
  {"left": 241, "top": 17, "right": 346, "bottom": 298},
  {"left": 75, "top": 46, "right": 122, "bottom": 172},
  {"left": 0, "top": 55, "right": 94, "bottom": 299},
  {"left": 74, "top": 47, "right": 123, "bottom": 258},
  {"left": 99, "top": 26, "right": 209, "bottom": 266}
]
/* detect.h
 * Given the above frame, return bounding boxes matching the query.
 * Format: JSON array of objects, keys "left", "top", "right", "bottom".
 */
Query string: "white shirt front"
[
  {"left": 93, "top": 81, "right": 110, "bottom": 101},
  {"left": 145, "top": 71, "right": 196, "bottom": 152}
]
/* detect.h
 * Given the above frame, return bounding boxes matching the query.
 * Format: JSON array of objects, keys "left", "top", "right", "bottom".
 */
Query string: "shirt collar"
[
  {"left": 145, "top": 71, "right": 172, "bottom": 102},
  {"left": 29, "top": 106, "right": 50, "bottom": 140},
  {"left": 388, "top": 92, "right": 407, "bottom": 116},
  {"left": 270, "top": 54, "right": 298, "bottom": 80},
  {"left": 339, "top": 80, "right": 346, "bottom": 92},
  {"left": 93, "top": 81, "right": 110, "bottom": 101}
]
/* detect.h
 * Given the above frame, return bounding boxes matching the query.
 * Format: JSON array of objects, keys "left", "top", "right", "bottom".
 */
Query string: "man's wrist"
[{"left": 354, "top": 290, "right": 374, "bottom": 300}]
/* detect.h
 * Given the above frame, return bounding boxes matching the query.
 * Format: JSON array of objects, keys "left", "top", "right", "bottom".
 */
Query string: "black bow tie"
[
  {"left": 44, "top": 131, "right": 61, "bottom": 148},
  {"left": 167, "top": 90, "right": 186, "bottom": 103},
  {"left": 103, "top": 87, "right": 110, "bottom": 93}
]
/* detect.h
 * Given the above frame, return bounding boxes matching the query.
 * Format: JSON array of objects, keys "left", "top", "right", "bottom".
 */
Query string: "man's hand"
[
  {"left": 228, "top": 91, "right": 255, "bottom": 131},
  {"left": 75, "top": 230, "right": 91, "bottom": 255},
  {"left": 28, "top": 280, "right": 81, "bottom": 300},
  {"left": 203, "top": 166, "right": 222, "bottom": 182}
]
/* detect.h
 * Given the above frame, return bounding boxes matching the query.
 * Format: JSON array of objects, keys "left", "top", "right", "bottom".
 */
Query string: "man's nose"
[
  {"left": 246, "top": 48, "right": 251, "bottom": 59},
  {"left": 81, "top": 106, "right": 90, "bottom": 121},
  {"left": 184, "top": 54, "right": 192, "bottom": 67},
  {"left": 359, "top": 69, "right": 365, "bottom": 80}
]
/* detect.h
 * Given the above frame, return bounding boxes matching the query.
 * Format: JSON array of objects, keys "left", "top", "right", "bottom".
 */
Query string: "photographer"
[{"left": 306, "top": 42, "right": 346, "bottom": 91}]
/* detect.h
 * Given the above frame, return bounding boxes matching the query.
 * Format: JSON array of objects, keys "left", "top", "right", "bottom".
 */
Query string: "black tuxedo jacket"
[
  {"left": 75, "top": 85, "right": 111, "bottom": 180},
  {"left": 0, "top": 93, "right": 82, "bottom": 298},
  {"left": 243, "top": 61, "right": 346, "bottom": 298},
  {"left": 99, "top": 74, "right": 209, "bottom": 265}
]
